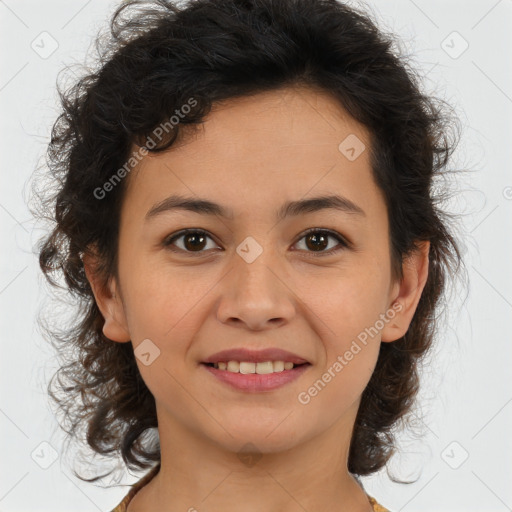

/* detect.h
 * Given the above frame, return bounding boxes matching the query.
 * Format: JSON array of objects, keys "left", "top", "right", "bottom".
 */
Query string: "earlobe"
[
  {"left": 381, "top": 241, "right": 430, "bottom": 343},
  {"left": 82, "top": 250, "right": 131, "bottom": 343}
]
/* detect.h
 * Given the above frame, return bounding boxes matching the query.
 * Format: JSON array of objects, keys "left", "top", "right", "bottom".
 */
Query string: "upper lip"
[{"left": 202, "top": 348, "right": 310, "bottom": 365}]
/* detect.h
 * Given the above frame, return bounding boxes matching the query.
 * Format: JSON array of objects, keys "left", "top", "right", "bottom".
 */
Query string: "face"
[{"left": 86, "top": 85, "right": 427, "bottom": 458}]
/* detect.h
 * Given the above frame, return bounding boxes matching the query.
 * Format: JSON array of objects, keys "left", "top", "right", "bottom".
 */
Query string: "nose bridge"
[
  {"left": 236, "top": 237, "right": 279, "bottom": 295},
  {"left": 216, "top": 234, "right": 295, "bottom": 329}
]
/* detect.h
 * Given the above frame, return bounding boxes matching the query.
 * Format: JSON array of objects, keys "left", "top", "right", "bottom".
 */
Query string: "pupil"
[
  {"left": 185, "top": 233, "right": 206, "bottom": 251},
  {"left": 306, "top": 233, "right": 327, "bottom": 251}
]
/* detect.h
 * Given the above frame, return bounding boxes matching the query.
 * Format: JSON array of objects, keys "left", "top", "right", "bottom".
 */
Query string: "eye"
[
  {"left": 163, "top": 229, "right": 220, "bottom": 254},
  {"left": 163, "top": 228, "right": 350, "bottom": 256},
  {"left": 293, "top": 228, "right": 349, "bottom": 257}
]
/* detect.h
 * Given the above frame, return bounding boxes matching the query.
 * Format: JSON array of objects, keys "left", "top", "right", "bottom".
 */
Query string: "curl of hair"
[{"left": 31, "top": 0, "right": 466, "bottom": 482}]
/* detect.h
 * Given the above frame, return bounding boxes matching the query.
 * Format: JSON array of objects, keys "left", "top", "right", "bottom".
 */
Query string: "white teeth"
[
  {"left": 273, "top": 361, "right": 285, "bottom": 372},
  {"left": 212, "top": 361, "right": 298, "bottom": 373},
  {"left": 227, "top": 361, "right": 239, "bottom": 372},
  {"left": 240, "top": 362, "right": 256, "bottom": 374}
]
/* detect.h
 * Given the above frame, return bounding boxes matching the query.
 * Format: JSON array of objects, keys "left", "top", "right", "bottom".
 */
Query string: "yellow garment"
[{"left": 110, "top": 463, "right": 390, "bottom": 512}]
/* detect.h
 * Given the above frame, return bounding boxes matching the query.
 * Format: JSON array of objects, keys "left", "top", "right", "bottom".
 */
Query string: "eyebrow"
[{"left": 145, "top": 193, "right": 366, "bottom": 222}]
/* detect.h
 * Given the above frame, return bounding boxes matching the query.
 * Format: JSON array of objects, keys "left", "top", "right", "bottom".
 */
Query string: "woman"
[{"left": 35, "top": 0, "right": 463, "bottom": 510}]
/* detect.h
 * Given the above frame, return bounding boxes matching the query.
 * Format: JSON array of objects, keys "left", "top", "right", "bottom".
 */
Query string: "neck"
[{"left": 128, "top": 402, "right": 373, "bottom": 512}]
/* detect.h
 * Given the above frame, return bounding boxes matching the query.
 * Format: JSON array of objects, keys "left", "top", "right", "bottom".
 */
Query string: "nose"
[{"left": 215, "top": 248, "right": 296, "bottom": 331}]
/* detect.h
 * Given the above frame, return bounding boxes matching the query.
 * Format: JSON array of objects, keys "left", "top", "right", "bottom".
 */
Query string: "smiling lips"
[{"left": 201, "top": 347, "right": 311, "bottom": 392}]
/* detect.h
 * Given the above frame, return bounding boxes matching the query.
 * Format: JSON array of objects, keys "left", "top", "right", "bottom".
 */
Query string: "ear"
[
  {"left": 82, "top": 247, "right": 131, "bottom": 343},
  {"left": 381, "top": 240, "right": 430, "bottom": 343}
]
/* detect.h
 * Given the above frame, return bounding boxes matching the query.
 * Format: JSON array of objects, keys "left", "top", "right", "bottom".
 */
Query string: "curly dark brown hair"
[{"left": 31, "top": 0, "right": 466, "bottom": 484}]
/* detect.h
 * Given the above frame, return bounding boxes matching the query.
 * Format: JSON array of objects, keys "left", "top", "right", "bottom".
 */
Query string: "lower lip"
[{"left": 201, "top": 363, "right": 311, "bottom": 392}]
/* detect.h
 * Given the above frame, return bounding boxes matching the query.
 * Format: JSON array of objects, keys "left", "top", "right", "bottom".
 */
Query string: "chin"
[{"left": 212, "top": 424, "right": 306, "bottom": 455}]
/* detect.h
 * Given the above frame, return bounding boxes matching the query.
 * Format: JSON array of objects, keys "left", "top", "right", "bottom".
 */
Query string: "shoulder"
[
  {"left": 110, "top": 464, "right": 161, "bottom": 512},
  {"left": 110, "top": 466, "right": 389, "bottom": 512},
  {"left": 367, "top": 495, "right": 392, "bottom": 512}
]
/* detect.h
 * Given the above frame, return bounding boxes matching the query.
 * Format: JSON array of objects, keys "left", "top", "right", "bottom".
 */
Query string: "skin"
[{"left": 84, "top": 85, "right": 429, "bottom": 512}]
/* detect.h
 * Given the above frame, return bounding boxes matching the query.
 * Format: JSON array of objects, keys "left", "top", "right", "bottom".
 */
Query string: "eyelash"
[{"left": 162, "top": 228, "right": 350, "bottom": 257}]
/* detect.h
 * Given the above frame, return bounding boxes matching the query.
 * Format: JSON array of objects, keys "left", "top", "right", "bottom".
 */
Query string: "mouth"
[
  {"left": 200, "top": 361, "right": 312, "bottom": 392},
  {"left": 201, "top": 361, "right": 310, "bottom": 371}
]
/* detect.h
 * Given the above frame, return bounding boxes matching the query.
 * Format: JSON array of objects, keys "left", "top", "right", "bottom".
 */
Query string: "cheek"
[
  {"left": 120, "top": 258, "right": 211, "bottom": 337},
  {"left": 306, "top": 268, "right": 387, "bottom": 383},
  {"left": 306, "top": 264, "right": 389, "bottom": 336},
  {"left": 311, "top": 348, "right": 379, "bottom": 416},
  {"left": 302, "top": 287, "right": 383, "bottom": 411}
]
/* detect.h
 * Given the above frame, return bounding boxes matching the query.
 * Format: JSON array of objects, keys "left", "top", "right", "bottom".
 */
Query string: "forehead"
[
  {"left": 169, "top": 85, "right": 369, "bottom": 154},
  {"left": 122, "top": 86, "right": 384, "bottom": 225}
]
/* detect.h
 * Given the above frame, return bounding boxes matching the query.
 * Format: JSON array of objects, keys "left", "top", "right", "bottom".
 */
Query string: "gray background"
[{"left": 1, "top": 0, "right": 511, "bottom": 510}]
